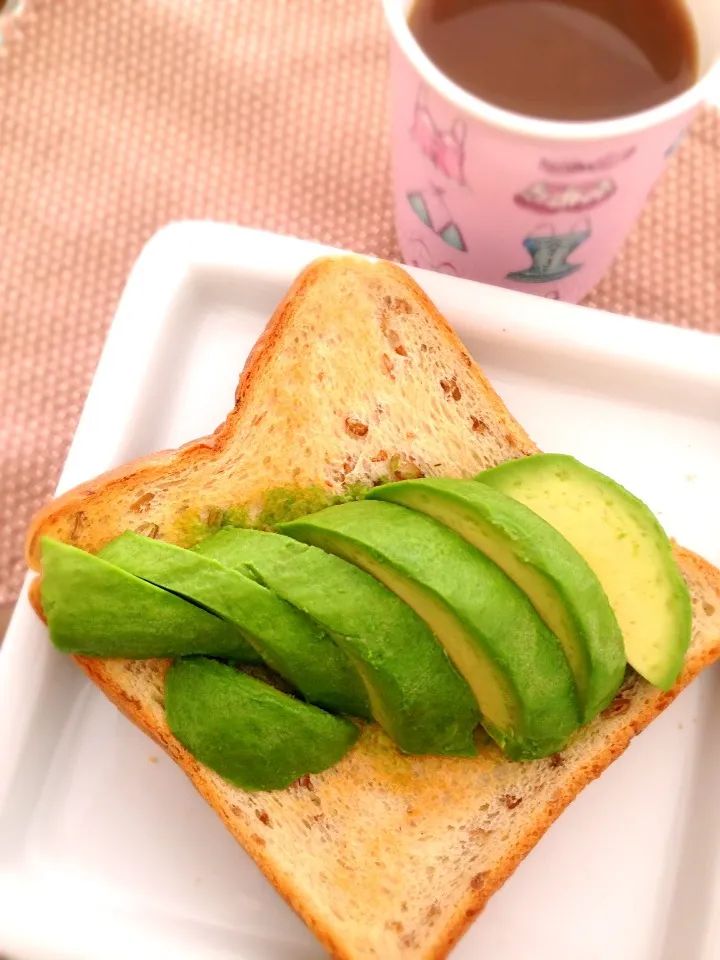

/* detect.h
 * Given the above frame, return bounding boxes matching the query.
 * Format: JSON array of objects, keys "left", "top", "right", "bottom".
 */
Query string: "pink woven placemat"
[{"left": 0, "top": 0, "right": 718, "bottom": 607}]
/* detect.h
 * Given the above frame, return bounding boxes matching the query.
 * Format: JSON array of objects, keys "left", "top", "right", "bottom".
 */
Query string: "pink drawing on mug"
[
  {"left": 407, "top": 184, "right": 467, "bottom": 252},
  {"left": 407, "top": 238, "right": 459, "bottom": 276},
  {"left": 514, "top": 179, "right": 616, "bottom": 214},
  {"left": 540, "top": 147, "right": 635, "bottom": 176},
  {"left": 410, "top": 84, "right": 467, "bottom": 186},
  {"left": 506, "top": 219, "right": 591, "bottom": 284}
]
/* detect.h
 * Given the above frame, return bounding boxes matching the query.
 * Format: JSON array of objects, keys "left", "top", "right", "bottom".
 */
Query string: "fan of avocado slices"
[{"left": 39, "top": 454, "right": 691, "bottom": 791}]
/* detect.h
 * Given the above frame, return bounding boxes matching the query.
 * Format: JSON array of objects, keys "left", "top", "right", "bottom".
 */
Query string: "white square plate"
[{"left": 1, "top": 222, "right": 719, "bottom": 960}]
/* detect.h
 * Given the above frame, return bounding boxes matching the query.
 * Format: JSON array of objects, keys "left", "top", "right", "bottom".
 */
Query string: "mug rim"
[{"left": 382, "top": 0, "right": 720, "bottom": 142}]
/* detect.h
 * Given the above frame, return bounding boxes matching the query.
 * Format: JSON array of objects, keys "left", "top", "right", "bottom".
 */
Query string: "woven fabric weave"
[{"left": 0, "top": 0, "right": 718, "bottom": 605}]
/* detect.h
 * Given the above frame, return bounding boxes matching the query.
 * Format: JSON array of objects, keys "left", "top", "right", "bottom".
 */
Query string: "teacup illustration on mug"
[{"left": 506, "top": 220, "right": 591, "bottom": 284}]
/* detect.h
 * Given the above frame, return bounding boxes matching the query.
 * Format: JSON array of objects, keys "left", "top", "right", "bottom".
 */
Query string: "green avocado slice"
[
  {"left": 477, "top": 454, "right": 692, "bottom": 690},
  {"left": 194, "top": 527, "right": 480, "bottom": 757},
  {"left": 165, "top": 657, "right": 359, "bottom": 791},
  {"left": 40, "top": 538, "right": 249, "bottom": 660},
  {"left": 99, "top": 532, "right": 371, "bottom": 718},
  {"left": 369, "top": 478, "right": 626, "bottom": 721},
  {"left": 278, "top": 501, "right": 580, "bottom": 760}
]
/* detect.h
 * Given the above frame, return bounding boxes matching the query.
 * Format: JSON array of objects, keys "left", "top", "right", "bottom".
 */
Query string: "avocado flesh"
[
  {"left": 279, "top": 500, "right": 580, "bottom": 760},
  {"left": 478, "top": 453, "right": 692, "bottom": 690},
  {"left": 369, "top": 478, "right": 626, "bottom": 721},
  {"left": 99, "top": 532, "right": 371, "bottom": 719},
  {"left": 195, "top": 527, "right": 480, "bottom": 757},
  {"left": 40, "top": 538, "right": 248, "bottom": 659},
  {"left": 165, "top": 657, "right": 359, "bottom": 791}
]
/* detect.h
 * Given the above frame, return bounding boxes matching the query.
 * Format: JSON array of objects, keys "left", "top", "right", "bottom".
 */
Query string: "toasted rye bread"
[{"left": 25, "top": 256, "right": 720, "bottom": 959}]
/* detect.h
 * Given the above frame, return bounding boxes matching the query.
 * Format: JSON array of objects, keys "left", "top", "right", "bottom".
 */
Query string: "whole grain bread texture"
[{"left": 26, "top": 256, "right": 720, "bottom": 960}]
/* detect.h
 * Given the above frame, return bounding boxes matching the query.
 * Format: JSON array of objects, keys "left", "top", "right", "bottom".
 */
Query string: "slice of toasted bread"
[{"left": 26, "top": 256, "right": 720, "bottom": 959}]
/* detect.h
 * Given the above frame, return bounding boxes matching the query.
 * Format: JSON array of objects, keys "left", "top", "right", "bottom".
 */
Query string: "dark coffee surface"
[{"left": 409, "top": 0, "right": 698, "bottom": 121}]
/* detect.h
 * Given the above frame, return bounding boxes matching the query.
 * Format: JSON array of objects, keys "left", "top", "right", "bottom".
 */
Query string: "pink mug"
[{"left": 383, "top": 0, "right": 720, "bottom": 303}]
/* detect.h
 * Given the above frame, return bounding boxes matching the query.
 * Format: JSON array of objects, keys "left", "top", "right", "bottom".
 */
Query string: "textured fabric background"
[{"left": 0, "top": 0, "right": 718, "bottom": 609}]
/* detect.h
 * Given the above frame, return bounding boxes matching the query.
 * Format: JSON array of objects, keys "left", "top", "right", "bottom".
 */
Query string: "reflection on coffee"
[{"left": 408, "top": 0, "right": 699, "bottom": 121}]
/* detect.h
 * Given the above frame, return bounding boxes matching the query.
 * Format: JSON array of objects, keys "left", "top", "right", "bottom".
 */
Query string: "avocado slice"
[
  {"left": 40, "top": 537, "right": 250, "bottom": 660},
  {"left": 278, "top": 501, "right": 580, "bottom": 760},
  {"left": 369, "top": 478, "right": 626, "bottom": 721},
  {"left": 165, "top": 657, "right": 359, "bottom": 791},
  {"left": 477, "top": 453, "right": 692, "bottom": 690},
  {"left": 195, "top": 527, "right": 480, "bottom": 757},
  {"left": 99, "top": 532, "right": 371, "bottom": 718}
]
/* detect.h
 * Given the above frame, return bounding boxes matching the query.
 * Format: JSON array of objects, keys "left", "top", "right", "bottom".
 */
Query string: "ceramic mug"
[{"left": 383, "top": 0, "right": 720, "bottom": 303}]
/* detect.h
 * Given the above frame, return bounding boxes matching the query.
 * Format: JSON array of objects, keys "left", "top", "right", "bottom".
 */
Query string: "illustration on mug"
[
  {"left": 514, "top": 179, "right": 616, "bottom": 214},
  {"left": 506, "top": 220, "right": 591, "bottom": 284},
  {"left": 406, "top": 237, "right": 459, "bottom": 276},
  {"left": 540, "top": 147, "right": 635, "bottom": 176},
  {"left": 410, "top": 84, "right": 467, "bottom": 186},
  {"left": 407, "top": 184, "right": 467, "bottom": 252}
]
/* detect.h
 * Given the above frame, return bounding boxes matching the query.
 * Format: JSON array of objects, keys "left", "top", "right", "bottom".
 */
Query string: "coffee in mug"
[{"left": 408, "top": 0, "right": 699, "bottom": 121}]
